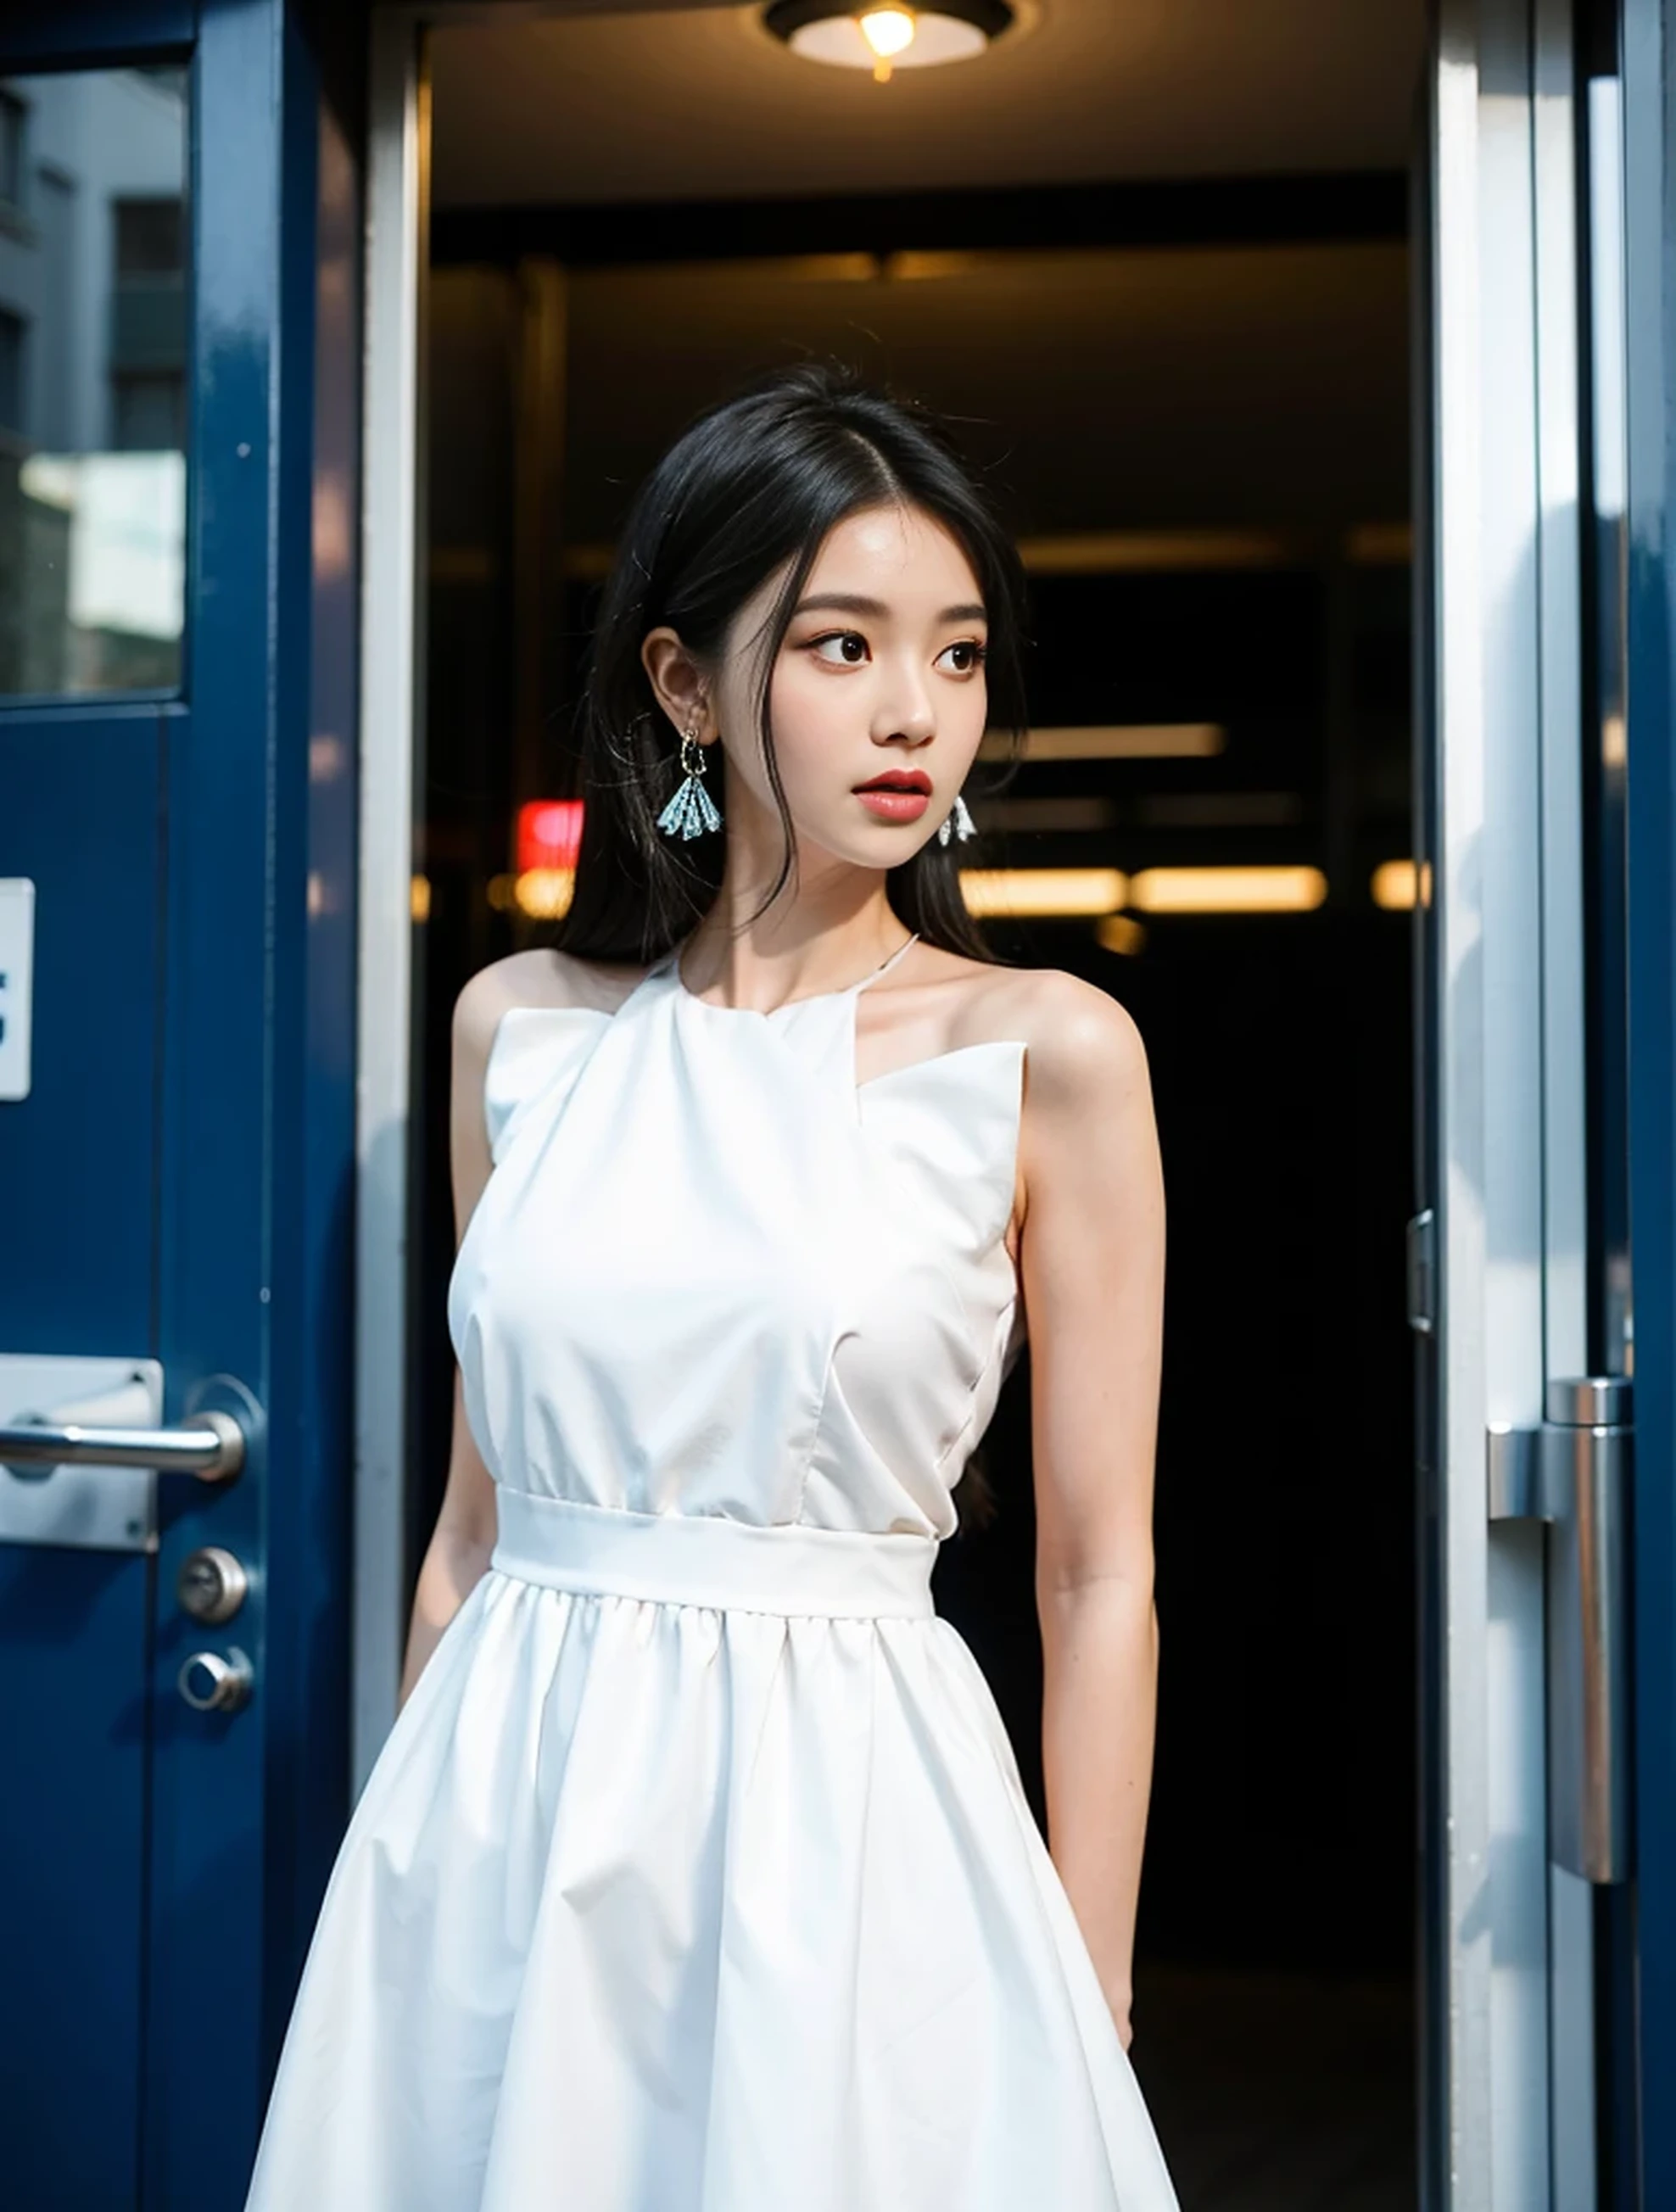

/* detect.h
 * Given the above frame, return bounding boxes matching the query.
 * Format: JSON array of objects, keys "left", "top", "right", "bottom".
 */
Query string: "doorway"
[{"left": 399, "top": 4, "right": 1425, "bottom": 2202}]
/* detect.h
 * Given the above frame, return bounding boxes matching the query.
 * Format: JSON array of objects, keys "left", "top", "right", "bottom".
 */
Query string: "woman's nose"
[{"left": 874, "top": 671, "right": 936, "bottom": 743}]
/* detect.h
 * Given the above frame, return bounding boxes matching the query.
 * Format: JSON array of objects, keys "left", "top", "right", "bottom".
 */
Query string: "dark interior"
[{"left": 413, "top": 8, "right": 1424, "bottom": 2203}]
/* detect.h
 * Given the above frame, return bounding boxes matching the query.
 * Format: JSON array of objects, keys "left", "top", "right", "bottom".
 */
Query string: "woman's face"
[{"left": 709, "top": 501, "right": 991, "bottom": 865}]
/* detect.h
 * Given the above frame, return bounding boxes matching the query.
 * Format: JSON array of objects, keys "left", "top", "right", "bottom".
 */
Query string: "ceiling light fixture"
[
  {"left": 958, "top": 868, "right": 1129, "bottom": 919},
  {"left": 976, "top": 724, "right": 1227, "bottom": 762},
  {"left": 1127, "top": 866, "right": 1329, "bottom": 915},
  {"left": 764, "top": 0, "right": 1015, "bottom": 81}
]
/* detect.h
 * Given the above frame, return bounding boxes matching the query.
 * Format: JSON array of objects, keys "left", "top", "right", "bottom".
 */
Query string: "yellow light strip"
[
  {"left": 958, "top": 867, "right": 1127, "bottom": 918},
  {"left": 1126, "top": 865, "right": 1327, "bottom": 914},
  {"left": 1371, "top": 858, "right": 1433, "bottom": 911},
  {"left": 1344, "top": 522, "right": 1413, "bottom": 565},
  {"left": 978, "top": 723, "right": 1226, "bottom": 762},
  {"left": 489, "top": 863, "right": 1333, "bottom": 926},
  {"left": 1016, "top": 530, "right": 1297, "bottom": 573},
  {"left": 1371, "top": 859, "right": 1415, "bottom": 910}
]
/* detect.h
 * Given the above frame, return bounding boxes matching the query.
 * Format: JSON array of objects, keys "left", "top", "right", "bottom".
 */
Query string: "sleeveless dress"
[{"left": 245, "top": 930, "right": 1179, "bottom": 2212}]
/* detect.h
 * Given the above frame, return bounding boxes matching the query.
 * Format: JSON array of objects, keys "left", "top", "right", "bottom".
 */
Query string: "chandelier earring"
[
  {"left": 655, "top": 709, "right": 723, "bottom": 841},
  {"left": 936, "top": 792, "right": 977, "bottom": 848}
]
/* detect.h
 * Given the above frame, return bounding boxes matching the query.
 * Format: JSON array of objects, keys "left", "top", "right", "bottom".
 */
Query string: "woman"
[{"left": 247, "top": 365, "right": 1177, "bottom": 2209}]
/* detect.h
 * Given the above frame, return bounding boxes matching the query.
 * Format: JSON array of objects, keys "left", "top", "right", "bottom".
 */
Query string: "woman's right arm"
[{"left": 396, "top": 971, "right": 505, "bottom": 1711}]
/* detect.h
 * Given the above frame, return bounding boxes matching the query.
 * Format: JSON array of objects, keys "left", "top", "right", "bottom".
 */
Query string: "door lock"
[
  {"left": 177, "top": 1648, "right": 254, "bottom": 1714},
  {"left": 176, "top": 1546, "right": 249, "bottom": 1625}
]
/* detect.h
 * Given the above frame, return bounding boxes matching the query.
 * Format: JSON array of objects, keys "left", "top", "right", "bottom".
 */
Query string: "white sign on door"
[{"left": 0, "top": 880, "right": 36, "bottom": 1103}]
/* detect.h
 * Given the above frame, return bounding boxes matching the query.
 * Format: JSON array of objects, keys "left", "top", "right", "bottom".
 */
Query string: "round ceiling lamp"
[{"left": 763, "top": 0, "right": 1016, "bottom": 81}]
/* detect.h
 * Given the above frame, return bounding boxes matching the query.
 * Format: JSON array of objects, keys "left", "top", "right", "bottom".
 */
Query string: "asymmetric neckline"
[{"left": 668, "top": 929, "right": 920, "bottom": 1018}]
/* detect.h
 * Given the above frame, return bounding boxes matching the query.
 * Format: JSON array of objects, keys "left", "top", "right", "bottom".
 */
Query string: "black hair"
[{"left": 551, "top": 361, "right": 1028, "bottom": 964}]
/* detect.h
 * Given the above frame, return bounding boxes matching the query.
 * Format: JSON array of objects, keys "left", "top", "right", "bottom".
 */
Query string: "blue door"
[
  {"left": 1623, "top": 0, "right": 1676, "bottom": 2198},
  {"left": 0, "top": 4, "right": 356, "bottom": 2205}
]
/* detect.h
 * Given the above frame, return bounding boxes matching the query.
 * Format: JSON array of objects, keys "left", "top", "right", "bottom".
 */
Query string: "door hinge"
[{"left": 1487, "top": 1377, "right": 1633, "bottom": 1883}]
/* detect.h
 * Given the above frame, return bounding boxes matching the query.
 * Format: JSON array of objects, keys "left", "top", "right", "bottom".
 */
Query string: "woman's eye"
[
  {"left": 936, "top": 640, "right": 987, "bottom": 675},
  {"left": 811, "top": 631, "right": 869, "bottom": 665}
]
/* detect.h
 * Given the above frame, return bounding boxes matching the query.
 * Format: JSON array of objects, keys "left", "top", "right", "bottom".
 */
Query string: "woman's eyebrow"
[{"left": 793, "top": 592, "right": 989, "bottom": 623}]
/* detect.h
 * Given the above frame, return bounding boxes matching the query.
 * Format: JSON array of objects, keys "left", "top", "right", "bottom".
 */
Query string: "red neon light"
[{"left": 517, "top": 799, "right": 584, "bottom": 874}]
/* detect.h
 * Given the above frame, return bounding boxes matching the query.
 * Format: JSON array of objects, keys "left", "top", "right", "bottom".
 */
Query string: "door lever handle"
[{"left": 0, "top": 1408, "right": 245, "bottom": 1484}]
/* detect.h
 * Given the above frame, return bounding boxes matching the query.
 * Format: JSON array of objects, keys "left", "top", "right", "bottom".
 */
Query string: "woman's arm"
[
  {"left": 396, "top": 971, "right": 505, "bottom": 1711},
  {"left": 1016, "top": 976, "right": 1166, "bottom": 2052}
]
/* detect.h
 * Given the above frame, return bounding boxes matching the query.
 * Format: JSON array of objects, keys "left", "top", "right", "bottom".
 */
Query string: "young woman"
[{"left": 246, "top": 365, "right": 1177, "bottom": 2210}]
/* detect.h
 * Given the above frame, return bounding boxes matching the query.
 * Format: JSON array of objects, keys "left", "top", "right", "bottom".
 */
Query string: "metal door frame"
[
  {"left": 355, "top": 4, "right": 429, "bottom": 1789},
  {"left": 1425, "top": 1, "right": 1601, "bottom": 2204}
]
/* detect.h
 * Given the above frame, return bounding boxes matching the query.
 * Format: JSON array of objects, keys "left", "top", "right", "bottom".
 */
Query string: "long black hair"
[{"left": 552, "top": 362, "right": 1029, "bottom": 964}]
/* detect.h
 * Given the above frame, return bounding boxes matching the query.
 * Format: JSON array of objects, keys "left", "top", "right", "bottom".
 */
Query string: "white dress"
[{"left": 245, "top": 930, "right": 1179, "bottom": 2211}]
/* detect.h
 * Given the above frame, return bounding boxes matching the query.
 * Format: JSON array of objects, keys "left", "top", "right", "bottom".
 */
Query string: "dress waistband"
[{"left": 490, "top": 1488, "right": 937, "bottom": 1620}]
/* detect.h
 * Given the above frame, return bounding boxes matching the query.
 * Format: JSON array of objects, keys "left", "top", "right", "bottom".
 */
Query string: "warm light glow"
[
  {"left": 1127, "top": 866, "right": 1328, "bottom": 914},
  {"left": 1369, "top": 858, "right": 1433, "bottom": 911},
  {"left": 1372, "top": 859, "right": 1417, "bottom": 910},
  {"left": 776, "top": 2, "right": 998, "bottom": 70},
  {"left": 1096, "top": 914, "right": 1148, "bottom": 958},
  {"left": 1344, "top": 522, "right": 1413, "bottom": 565},
  {"left": 514, "top": 868, "right": 576, "bottom": 920},
  {"left": 1019, "top": 530, "right": 1295, "bottom": 575},
  {"left": 959, "top": 867, "right": 1128, "bottom": 919},
  {"left": 860, "top": 6, "right": 916, "bottom": 55},
  {"left": 978, "top": 724, "right": 1226, "bottom": 762},
  {"left": 410, "top": 874, "right": 431, "bottom": 924}
]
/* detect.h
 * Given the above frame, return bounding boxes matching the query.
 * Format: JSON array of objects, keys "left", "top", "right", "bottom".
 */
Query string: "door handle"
[
  {"left": 1487, "top": 1377, "right": 1633, "bottom": 1882},
  {"left": 0, "top": 1409, "right": 245, "bottom": 1484},
  {"left": 1, "top": 1363, "right": 257, "bottom": 1553}
]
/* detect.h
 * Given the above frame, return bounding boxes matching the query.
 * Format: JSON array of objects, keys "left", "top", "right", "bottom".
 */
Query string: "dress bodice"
[{"left": 446, "top": 932, "right": 1027, "bottom": 1539}]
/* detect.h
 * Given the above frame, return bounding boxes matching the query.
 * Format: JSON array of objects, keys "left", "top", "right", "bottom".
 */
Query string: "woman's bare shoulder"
[
  {"left": 910, "top": 945, "right": 1148, "bottom": 1095},
  {"left": 452, "top": 946, "right": 651, "bottom": 1057}
]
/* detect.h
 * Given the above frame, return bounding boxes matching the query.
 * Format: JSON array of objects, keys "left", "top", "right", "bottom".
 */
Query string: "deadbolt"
[
  {"left": 177, "top": 1647, "right": 254, "bottom": 1714},
  {"left": 176, "top": 1545, "right": 249, "bottom": 1624}
]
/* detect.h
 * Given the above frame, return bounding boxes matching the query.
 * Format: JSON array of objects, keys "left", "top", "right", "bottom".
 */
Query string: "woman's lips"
[{"left": 855, "top": 787, "right": 931, "bottom": 823}]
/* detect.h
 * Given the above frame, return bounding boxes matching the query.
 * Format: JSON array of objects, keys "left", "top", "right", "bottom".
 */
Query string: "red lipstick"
[{"left": 853, "top": 768, "right": 932, "bottom": 823}]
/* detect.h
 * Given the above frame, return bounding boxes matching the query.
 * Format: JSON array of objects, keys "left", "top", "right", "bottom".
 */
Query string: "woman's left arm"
[{"left": 1015, "top": 976, "right": 1166, "bottom": 2053}]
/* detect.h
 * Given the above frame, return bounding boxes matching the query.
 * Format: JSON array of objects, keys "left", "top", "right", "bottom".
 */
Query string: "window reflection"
[{"left": 0, "top": 64, "right": 187, "bottom": 699}]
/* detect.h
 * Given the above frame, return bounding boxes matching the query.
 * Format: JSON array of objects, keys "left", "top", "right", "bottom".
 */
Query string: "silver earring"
[
  {"left": 656, "top": 718, "right": 723, "bottom": 840},
  {"left": 936, "top": 792, "right": 976, "bottom": 847}
]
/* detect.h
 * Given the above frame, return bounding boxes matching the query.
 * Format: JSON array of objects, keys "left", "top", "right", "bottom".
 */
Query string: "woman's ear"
[{"left": 640, "top": 628, "right": 712, "bottom": 740}]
